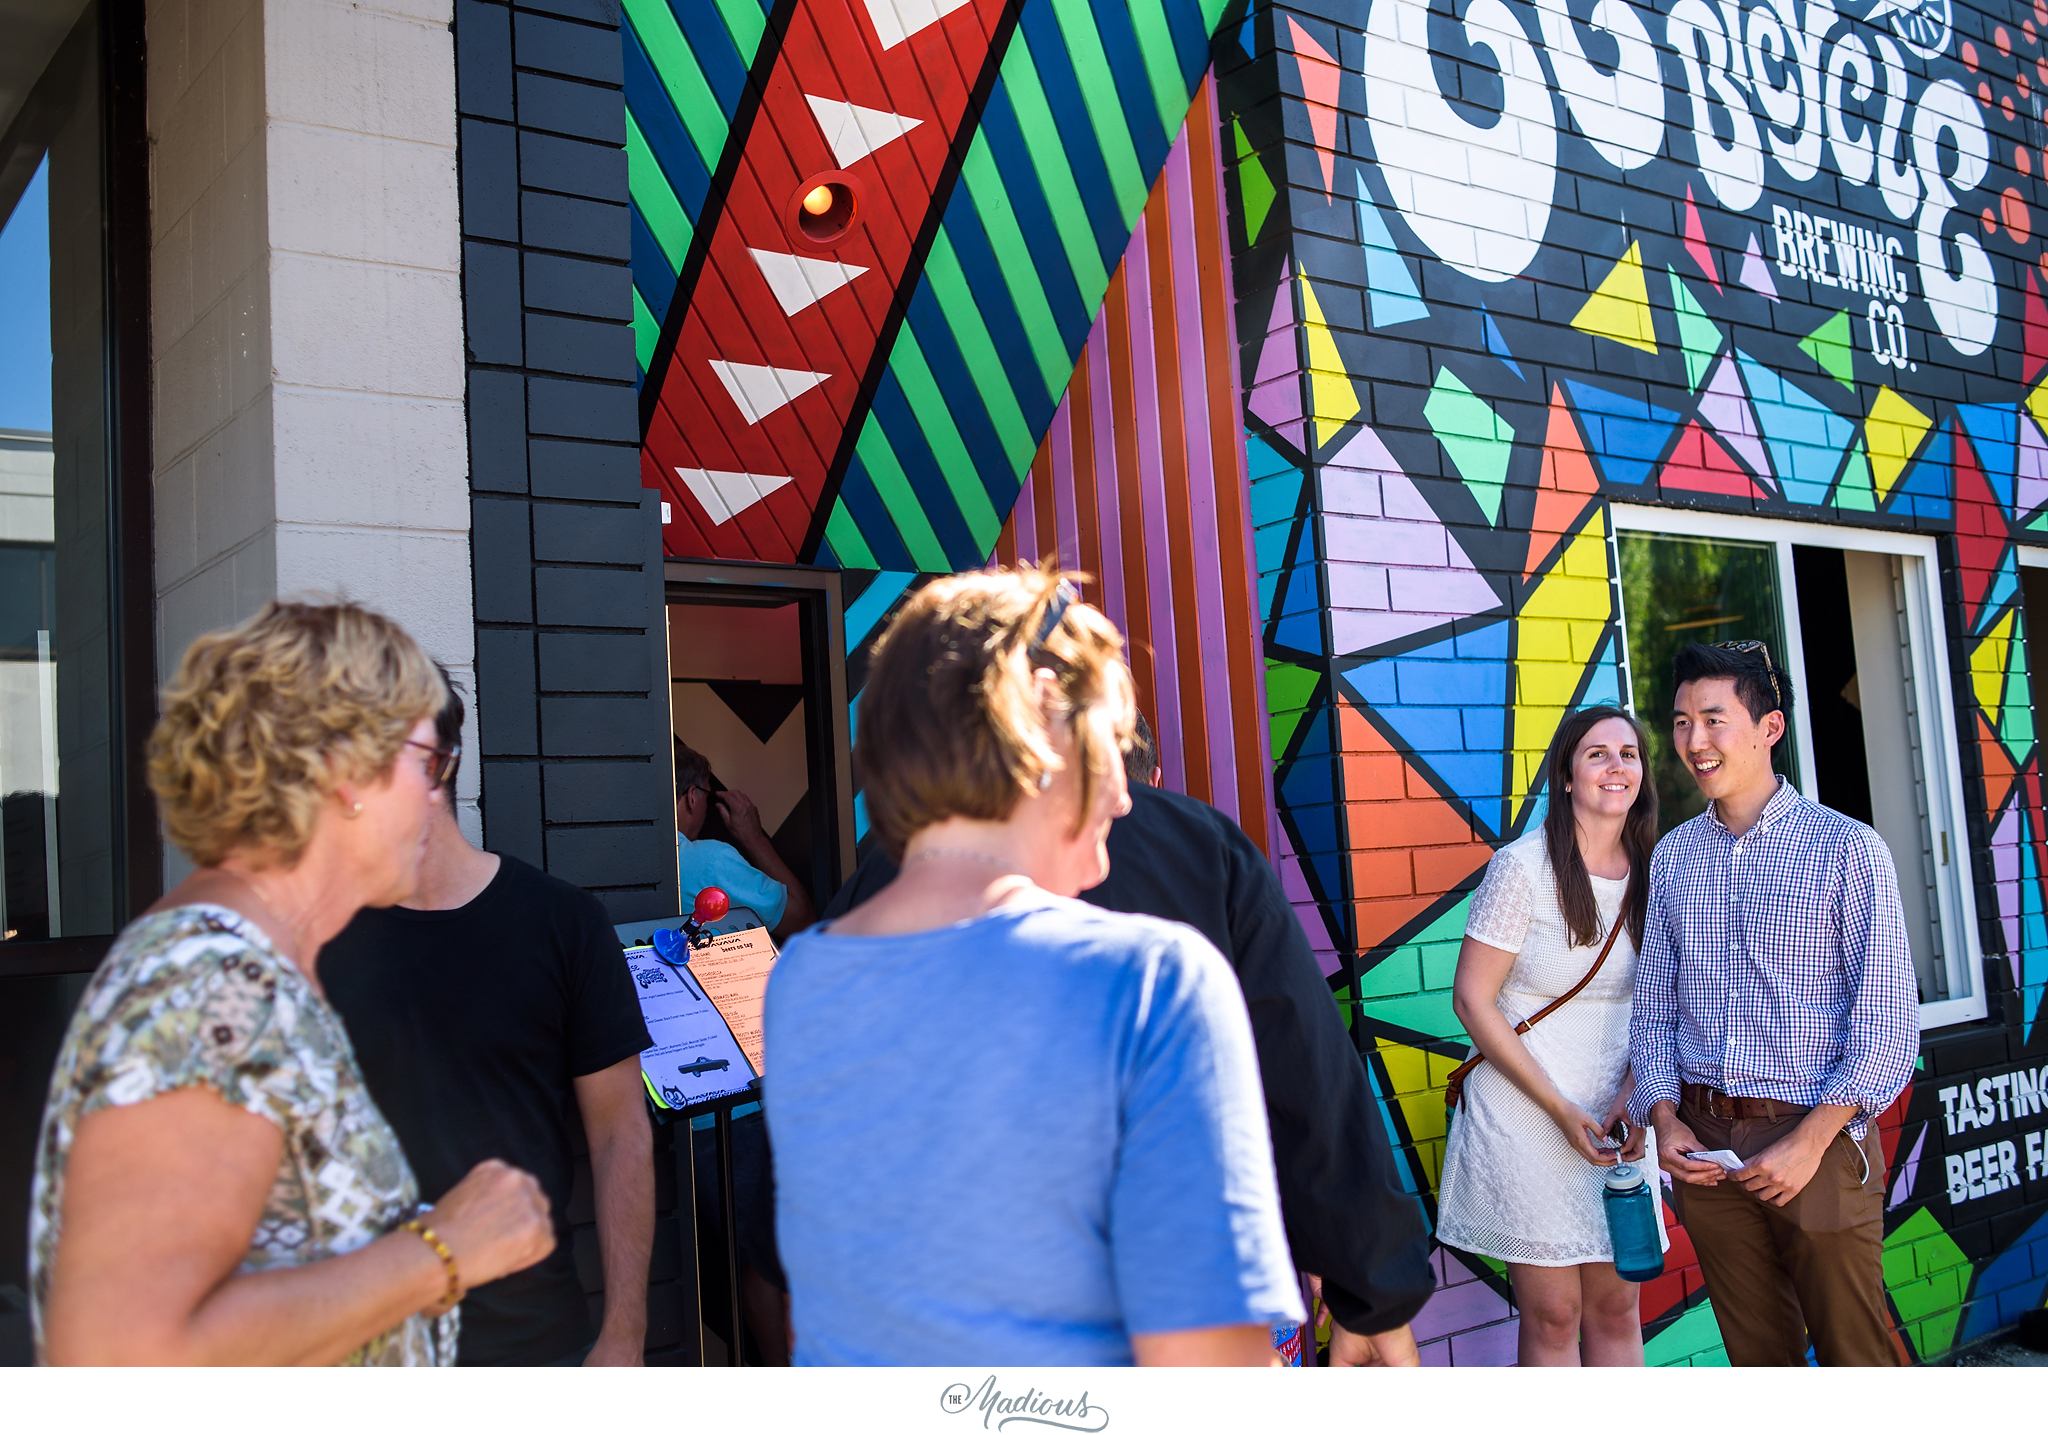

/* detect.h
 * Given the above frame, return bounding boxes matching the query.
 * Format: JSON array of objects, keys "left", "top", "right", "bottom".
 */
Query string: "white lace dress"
[{"left": 1434, "top": 833, "right": 1668, "bottom": 1268}]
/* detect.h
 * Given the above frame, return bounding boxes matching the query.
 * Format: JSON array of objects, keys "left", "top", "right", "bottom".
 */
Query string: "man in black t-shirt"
[{"left": 322, "top": 679, "right": 654, "bottom": 1365}]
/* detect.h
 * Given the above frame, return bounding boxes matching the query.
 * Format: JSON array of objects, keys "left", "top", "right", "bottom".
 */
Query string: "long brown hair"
[{"left": 1541, "top": 705, "right": 1657, "bottom": 949}]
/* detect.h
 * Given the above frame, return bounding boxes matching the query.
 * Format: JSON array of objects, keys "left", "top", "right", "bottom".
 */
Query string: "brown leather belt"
[{"left": 1683, "top": 1083, "right": 1810, "bottom": 1121}]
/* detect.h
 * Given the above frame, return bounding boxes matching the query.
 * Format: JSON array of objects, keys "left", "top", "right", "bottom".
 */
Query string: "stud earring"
[{"left": 1039, "top": 771, "right": 1053, "bottom": 791}]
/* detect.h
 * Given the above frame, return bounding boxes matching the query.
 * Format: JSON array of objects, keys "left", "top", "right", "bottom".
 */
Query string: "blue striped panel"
[
  {"left": 843, "top": 572, "right": 919, "bottom": 652},
  {"left": 1016, "top": 6, "right": 1127, "bottom": 272},
  {"left": 1086, "top": 0, "right": 1170, "bottom": 177},
  {"left": 976, "top": 84, "right": 1092, "bottom": 355},
  {"left": 868, "top": 374, "right": 984, "bottom": 570},
  {"left": 630, "top": 204, "right": 679, "bottom": 319},
  {"left": 665, "top": 0, "right": 748, "bottom": 117},
  {"left": 1162, "top": 0, "right": 1208, "bottom": 89},
  {"left": 935, "top": 188, "right": 1055, "bottom": 436},
  {"left": 837, "top": 457, "right": 920, "bottom": 573},
  {"left": 623, "top": 22, "right": 711, "bottom": 221},
  {"left": 904, "top": 281, "right": 1024, "bottom": 513}
]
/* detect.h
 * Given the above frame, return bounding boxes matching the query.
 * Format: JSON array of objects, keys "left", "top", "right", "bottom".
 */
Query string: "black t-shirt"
[{"left": 320, "top": 854, "right": 651, "bottom": 1365}]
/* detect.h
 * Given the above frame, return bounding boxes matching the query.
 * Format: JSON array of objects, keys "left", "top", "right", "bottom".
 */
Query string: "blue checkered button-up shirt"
[{"left": 1627, "top": 778, "right": 1919, "bottom": 1140}]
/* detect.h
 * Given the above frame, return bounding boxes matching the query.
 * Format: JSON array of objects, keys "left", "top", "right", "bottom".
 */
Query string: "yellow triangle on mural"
[
  {"left": 1570, "top": 242, "right": 1658, "bottom": 354},
  {"left": 1300, "top": 275, "right": 1361, "bottom": 449},
  {"left": 1867, "top": 385, "right": 1932, "bottom": 506},
  {"left": 2029, "top": 374, "right": 2048, "bottom": 442},
  {"left": 1511, "top": 511, "right": 1615, "bottom": 811},
  {"left": 1972, "top": 608, "right": 2016, "bottom": 722}
]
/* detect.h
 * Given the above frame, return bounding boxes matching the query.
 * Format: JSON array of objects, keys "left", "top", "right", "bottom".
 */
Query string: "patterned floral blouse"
[{"left": 29, "top": 904, "right": 457, "bottom": 1365}]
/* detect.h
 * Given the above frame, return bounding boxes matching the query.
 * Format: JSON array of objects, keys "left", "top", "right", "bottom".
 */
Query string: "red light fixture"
[{"left": 784, "top": 171, "right": 861, "bottom": 250}]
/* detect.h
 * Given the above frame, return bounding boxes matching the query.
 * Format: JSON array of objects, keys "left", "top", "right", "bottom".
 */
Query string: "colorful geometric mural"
[
  {"left": 1225, "top": 0, "right": 2048, "bottom": 1364},
  {"left": 632, "top": 0, "right": 1234, "bottom": 565},
  {"left": 629, "top": 0, "right": 2048, "bottom": 1364}
]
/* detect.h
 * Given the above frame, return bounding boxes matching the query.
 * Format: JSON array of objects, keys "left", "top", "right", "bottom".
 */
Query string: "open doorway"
[
  {"left": 1613, "top": 506, "right": 1982, "bottom": 1028},
  {"left": 663, "top": 564, "right": 852, "bottom": 925}
]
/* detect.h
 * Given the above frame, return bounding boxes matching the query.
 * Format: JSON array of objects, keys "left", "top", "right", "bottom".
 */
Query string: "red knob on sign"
[{"left": 693, "top": 887, "right": 730, "bottom": 924}]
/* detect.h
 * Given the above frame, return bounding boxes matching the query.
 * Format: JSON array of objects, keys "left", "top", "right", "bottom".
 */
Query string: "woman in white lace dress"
[{"left": 1436, "top": 706, "right": 1665, "bottom": 1366}]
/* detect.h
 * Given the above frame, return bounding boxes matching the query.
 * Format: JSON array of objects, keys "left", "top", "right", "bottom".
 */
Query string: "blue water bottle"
[{"left": 1603, "top": 1163, "right": 1665, "bottom": 1283}]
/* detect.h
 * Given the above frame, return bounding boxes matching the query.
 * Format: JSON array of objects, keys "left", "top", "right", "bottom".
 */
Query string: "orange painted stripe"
[
  {"left": 1032, "top": 420, "right": 1059, "bottom": 567},
  {"left": 1145, "top": 175, "right": 1211, "bottom": 805},
  {"left": 1188, "top": 77, "right": 1269, "bottom": 854},
  {"left": 1104, "top": 267, "right": 1156, "bottom": 734}
]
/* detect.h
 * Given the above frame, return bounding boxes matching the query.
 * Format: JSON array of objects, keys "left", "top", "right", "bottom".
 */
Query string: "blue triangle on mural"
[
  {"left": 1736, "top": 350, "right": 1855, "bottom": 505},
  {"left": 1348, "top": 620, "right": 1510, "bottom": 837},
  {"left": 1247, "top": 433, "right": 1305, "bottom": 619},
  {"left": 1279, "top": 704, "right": 1346, "bottom": 912},
  {"left": 1481, "top": 308, "right": 1524, "bottom": 381},
  {"left": 1978, "top": 548, "right": 2020, "bottom": 635},
  {"left": 1579, "top": 632, "right": 1622, "bottom": 709},
  {"left": 1956, "top": 403, "right": 2020, "bottom": 512},
  {"left": 1238, "top": 0, "right": 1256, "bottom": 54},
  {"left": 1273, "top": 559, "right": 1325, "bottom": 652},
  {"left": 1561, "top": 380, "right": 1682, "bottom": 487},
  {"left": 1354, "top": 174, "right": 1430, "bottom": 328},
  {"left": 1894, "top": 423, "right": 1954, "bottom": 522}
]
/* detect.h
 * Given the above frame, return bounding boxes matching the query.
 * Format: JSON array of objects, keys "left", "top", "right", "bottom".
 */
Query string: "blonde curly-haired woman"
[{"left": 31, "top": 601, "right": 553, "bottom": 1365}]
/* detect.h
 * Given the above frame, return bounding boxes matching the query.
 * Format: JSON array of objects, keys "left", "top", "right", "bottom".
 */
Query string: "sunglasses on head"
[{"left": 1710, "top": 639, "right": 1785, "bottom": 709}]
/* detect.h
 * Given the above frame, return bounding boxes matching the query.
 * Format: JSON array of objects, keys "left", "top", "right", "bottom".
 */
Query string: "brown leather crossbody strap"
[{"left": 1444, "top": 915, "right": 1629, "bottom": 1112}]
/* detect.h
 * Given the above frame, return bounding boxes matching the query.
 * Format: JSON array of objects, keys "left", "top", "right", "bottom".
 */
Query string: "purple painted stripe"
[
  {"left": 1012, "top": 464, "right": 1039, "bottom": 566},
  {"left": 1166, "top": 134, "right": 1239, "bottom": 821},
  {"left": 1123, "top": 213, "right": 1185, "bottom": 791},
  {"left": 1049, "top": 391, "right": 1084, "bottom": 572},
  {"left": 1087, "top": 316, "right": 1125, "bottom": 636}
]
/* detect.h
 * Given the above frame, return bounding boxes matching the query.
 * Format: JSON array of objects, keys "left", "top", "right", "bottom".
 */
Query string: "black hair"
[
  {"left": 674, "top": 737, "right": 712, "bottom": 797},
  {"left": 1123, "top": 712, "right": 1159, "bottom": 787},
  {"left": 1671, "top": 641, "right": 1794, "bottom": 724},
  {"left": 432, "top": 662, "right": 464, "bottom": 797}
]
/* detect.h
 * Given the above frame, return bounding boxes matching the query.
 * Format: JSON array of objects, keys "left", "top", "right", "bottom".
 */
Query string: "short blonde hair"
[
  {"left": 856, "top": 568, "right": 1135, "bottom": 861},
  {"left": 149, "top": 600, "right": 447, "bottom": 868}
]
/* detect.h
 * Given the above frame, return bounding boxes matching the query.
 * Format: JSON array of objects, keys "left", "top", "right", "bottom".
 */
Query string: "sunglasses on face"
[{"left": 404, "top": 739, "right": 462, "bottom": 789}]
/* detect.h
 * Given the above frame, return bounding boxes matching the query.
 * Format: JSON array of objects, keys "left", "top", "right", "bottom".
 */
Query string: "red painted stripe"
[{"left": 644, "top": 0, "right": 1013, "bottom": 561}]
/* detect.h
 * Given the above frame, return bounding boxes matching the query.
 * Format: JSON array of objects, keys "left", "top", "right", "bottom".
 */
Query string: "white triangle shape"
[
  {"left": 857, "top": 0, "right": 972, "bottom": 50},
  {"left": 707, "top": 360, "right": 831, "bottom": 425},
  {"left": 675, "top": 468, "right": 795, "bottom": 527},
  {"left": 748, "top": 247, "right": 869, "bottom": 316},
  {"left": 804, "top": 94, "right": 923, "bottom": 168}
]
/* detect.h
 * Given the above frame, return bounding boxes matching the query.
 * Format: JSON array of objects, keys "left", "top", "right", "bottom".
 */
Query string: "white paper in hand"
[{"left": 1685, "top": 1148, "right": 1745, "bottom": 1172}]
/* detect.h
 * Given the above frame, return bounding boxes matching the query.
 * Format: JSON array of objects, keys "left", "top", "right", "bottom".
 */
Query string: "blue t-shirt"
[
  {"left": 677, "top": 833, "right": 787, "bottom": 929},
  {"left": 764, "top": 897, "right": 1303, "bottom": 1365}
]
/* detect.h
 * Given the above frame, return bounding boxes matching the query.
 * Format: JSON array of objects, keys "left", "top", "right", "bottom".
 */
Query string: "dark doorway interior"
[{"left": 1792, "top": 545, "right": 1874, "bottom": 825}]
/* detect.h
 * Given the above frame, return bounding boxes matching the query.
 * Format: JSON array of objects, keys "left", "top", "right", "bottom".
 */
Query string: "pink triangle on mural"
[
  {"left": 1739, "top": 233, "right": 1778, "bottom": 300},
  {"left": 1684, "top": 185, "right": 1720, "bottom": 290},
  {"left": 1318, "top": 425, "right": 1505, "bottom": 655},
  {"left": 1696, "top": 352, "right": 1774, "bottom": 485},
  {"left": 1250, "top": 257, "right": 1304, "bottom": 450},
  {"left": 2021, "top": 409, "right": 2048, "bottom": 517},
  {"left": 1287, "top": 17, "right": 1339, "bottom": 196}
]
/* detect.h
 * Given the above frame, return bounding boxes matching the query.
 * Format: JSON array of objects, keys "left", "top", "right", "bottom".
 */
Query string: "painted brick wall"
[
  {"left": 454, "top": 0, "right": 677, "bottom": 922},
  {"left": 1221, "top": 0, "right": 2048, "bottom": 1363}
]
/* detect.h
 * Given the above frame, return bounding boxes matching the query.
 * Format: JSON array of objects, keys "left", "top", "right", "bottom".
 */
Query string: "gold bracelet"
[{"left": 400, "top": 1219, "right": 463, "bottom": 1310}]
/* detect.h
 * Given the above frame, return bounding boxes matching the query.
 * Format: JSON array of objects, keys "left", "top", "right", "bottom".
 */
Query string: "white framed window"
[{"left": 1611, "top": 504, "right": 1985, "bottom": 1030}]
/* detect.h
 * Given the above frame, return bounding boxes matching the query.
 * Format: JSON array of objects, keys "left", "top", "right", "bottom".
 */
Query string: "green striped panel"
[
  {"left": 958, "top": 132, "right": 1074, "bottom": 401},
  {"left": 887, "top": 327, "right": 1005, "bottom": 553},
  {"left": 632, "top": 284, "right": 660, "bottom": 371},
  {"left": 1125, "top": 0, "right": 1192, "bottom": 139},
  {"left": 825, "top": 498, "right": 879, "bottom": 569},
  {"left": 622, "top": 0, "right": 729, "bottom": 173},
  {"left": 627, "top": 110, "right": 694, "bottom": 272},
  {"left": 998, "top": 40, "right": 1110, "bottom": 310},
  {"left": 923, "top": 230, "right": 1037, "bottom": 474},
  {"left": 854, "top": 422, "right": 954, "bottom": 573},
  {"left": 1046, "top": 0, "right": 1149, "bottom": 226}
]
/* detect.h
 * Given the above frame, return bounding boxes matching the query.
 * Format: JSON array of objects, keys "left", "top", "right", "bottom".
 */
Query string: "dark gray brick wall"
[{"left": 456, "top": 0, "right": 677, "bottom": 928}]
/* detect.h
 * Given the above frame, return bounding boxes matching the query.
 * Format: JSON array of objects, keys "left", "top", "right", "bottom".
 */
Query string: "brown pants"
[{"left": 1670, "top": 1094, "right": 1904, "bottom": 1366}]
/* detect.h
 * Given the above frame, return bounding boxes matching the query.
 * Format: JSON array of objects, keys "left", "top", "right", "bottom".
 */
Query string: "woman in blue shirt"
[{"left": 763, "top": 570, "right": 1302, "bottom": 1365}]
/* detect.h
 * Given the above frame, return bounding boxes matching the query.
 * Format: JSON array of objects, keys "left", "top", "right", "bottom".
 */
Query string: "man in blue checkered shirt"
[{"left": 1627, "top": 641, "right": 1917, "bottom": 1366}]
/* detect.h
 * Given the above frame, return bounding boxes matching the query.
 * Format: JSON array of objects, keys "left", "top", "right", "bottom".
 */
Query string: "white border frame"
[{"left": 1612, "top": 505, "right": 1987, "bottom": 1029}]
